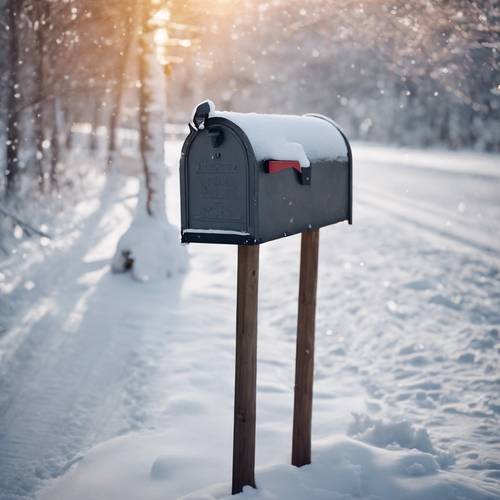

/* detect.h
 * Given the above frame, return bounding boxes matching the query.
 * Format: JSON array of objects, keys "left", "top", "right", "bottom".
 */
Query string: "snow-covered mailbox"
[
  {"left": 180, "top": 101, "right": 352, "bottom": 244},
  {"left": 179, "top": 101, "right": 352, "bottom": 496}
]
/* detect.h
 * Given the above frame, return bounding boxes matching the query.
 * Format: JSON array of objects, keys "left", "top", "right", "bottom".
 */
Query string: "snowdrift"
[
  {"left": 40, "top": 420, "right": 497, "bottom": 500},
  {"left": 183, "top": 437, "right": 495, "bottom": 500}
]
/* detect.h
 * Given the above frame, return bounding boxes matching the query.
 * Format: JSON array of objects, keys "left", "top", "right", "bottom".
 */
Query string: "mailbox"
[{"left": 180, "top": 101, "right": 352, "bottom": 245}]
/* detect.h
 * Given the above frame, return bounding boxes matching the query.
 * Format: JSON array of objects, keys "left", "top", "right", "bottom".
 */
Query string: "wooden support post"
[
  {"left": 292, "top": 229, "right": 320, "bottom": 467},
  {"left": 232, "top": 244, "right": 259, "bottom": 494}
]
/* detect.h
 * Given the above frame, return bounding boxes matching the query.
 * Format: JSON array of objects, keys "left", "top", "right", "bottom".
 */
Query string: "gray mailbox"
[{"left": 180, "top": 101, "right": 352, "bottom": 245}]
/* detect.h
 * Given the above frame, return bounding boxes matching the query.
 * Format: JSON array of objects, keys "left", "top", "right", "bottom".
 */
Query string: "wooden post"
[
  {"left": 232, "top": 244, "right": 259, "bottom": 494},
  {"left": 292, "top": 229, "right": 320, "bottom": 467}
]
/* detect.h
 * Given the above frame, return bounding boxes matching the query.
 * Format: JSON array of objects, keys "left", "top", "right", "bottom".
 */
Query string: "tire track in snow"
[
  {"left": 0, "top": 178, "right": 180, "bottom": 499},
  {"left": 355, "top": 190, "right": 500, "bottom": 263},
  {"left": 357, "top": 184, "right": 489, "bottom": 238}
]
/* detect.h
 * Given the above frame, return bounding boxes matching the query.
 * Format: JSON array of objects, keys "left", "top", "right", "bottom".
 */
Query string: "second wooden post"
[
  {"left": 232, "top": 244, "right": 260, "bottom": 494},
  {"left": 292, "top": 229, "right": 320, "bottom": 467}
]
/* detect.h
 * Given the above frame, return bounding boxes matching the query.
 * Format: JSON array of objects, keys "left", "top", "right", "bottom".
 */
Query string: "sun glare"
[
  {"left": 154, "top": 27, "right": 168, "bottom": 47},
  {"left": 152, "top": 7, "right": 171, "bottom": 24}
]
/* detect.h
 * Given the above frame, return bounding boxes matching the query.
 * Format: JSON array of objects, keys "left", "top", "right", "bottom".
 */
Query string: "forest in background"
[{"left": 0, "top": 0, "right": 498, "bottom": 203}]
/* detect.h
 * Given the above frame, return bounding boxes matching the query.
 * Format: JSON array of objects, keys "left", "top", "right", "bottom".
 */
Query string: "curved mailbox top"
[
  {"left": 180, "top": 101, "right": 352, "bottom": 246},
  {"left": 210, "top": 111, "right": 349, "bottom": 169}
]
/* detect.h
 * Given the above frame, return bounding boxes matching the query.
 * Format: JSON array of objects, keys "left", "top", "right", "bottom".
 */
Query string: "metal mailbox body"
[{"left": 180, "top": 111, "right": 352, "bottom": 245}]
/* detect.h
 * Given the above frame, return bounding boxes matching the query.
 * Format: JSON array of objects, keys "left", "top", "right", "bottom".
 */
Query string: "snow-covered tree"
[{"left": 111, "top": 0, "right": 187, "bottom": 281}]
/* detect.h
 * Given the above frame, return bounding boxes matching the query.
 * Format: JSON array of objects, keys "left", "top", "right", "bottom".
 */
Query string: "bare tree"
[
  {"left": 4, "top": 0, "right": 23, "bottom": 197},
  {"left": 107, "top": 5, "right": 134, "bottom": 169}
]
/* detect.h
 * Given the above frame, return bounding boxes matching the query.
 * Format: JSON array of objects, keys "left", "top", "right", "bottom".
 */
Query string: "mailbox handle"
[{"left": 265, "top": 161, "right": 311, "bottom": 185}]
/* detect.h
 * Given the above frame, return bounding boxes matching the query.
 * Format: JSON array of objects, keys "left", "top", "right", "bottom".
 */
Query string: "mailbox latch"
[{"left": 208, "top": 126, "right": 224, "bottom": 148}]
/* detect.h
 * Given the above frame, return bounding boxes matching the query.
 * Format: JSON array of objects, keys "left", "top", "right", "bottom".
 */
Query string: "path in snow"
[{"left": 0, "top": 143, "right": 499, "bottom": 499}]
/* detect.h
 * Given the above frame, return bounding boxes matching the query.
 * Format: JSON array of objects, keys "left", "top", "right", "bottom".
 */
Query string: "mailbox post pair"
[{"left": 180, "top": 101, "right": 352, "bottom": 494}]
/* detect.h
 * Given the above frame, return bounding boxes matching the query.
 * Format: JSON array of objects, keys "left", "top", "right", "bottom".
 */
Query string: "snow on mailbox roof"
[{"left": 209, "top": 108, "right": 348, "bottom": 168}]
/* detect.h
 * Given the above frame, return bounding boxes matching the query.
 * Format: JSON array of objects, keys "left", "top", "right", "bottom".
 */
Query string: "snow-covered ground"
[{"left": 0, "top": 142, "right": 499, "bottom": 500}]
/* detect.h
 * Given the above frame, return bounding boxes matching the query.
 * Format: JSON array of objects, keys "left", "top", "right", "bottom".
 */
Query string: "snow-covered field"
[{"left": 0, "top": 142, "right": 499, "bottom": 500}]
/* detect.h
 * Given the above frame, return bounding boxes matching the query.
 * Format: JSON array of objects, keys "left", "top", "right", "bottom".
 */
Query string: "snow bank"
[
  {"left": 182, "top": 437, "right": 496, "bottom": 500},
  {"left": 209, "top": 108, "right": 348, "bottom": 168},
  {"left": 39, "top": 430, "right": 231, "bottom": 500},
  {"left": 40, "top": 427, "right": 496, "bottom": 500},
  {"left": 347, "top": 414, "right": 455, "bottom": 468},
  {"left": 111, "top": 211, "right": 187, "bottom": 281}
]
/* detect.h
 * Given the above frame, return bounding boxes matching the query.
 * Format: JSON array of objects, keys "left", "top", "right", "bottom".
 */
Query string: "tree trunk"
[
  {"left": 64, "top": 103, "right": 74, "bottom": 150},
  {"left": 137, "top": 0, "right": 167, "bottom": 218},
  {"left": 89, "top": 98, "right": 99, "bottom": 154},
  {"left": 49, "top": 98, "right": 60, "bottom": 192},
  {"left": 33, "top": 102, "right": 45, "bottom": 191},
  {"left": 33, "top": 1, "right": 46, "bottom": 192},
  {"left": 107, "top": 15, "right": 133, "bottom": 169},
  {"left": 5, "top": 1, "right": 21, "bottom": 198}
]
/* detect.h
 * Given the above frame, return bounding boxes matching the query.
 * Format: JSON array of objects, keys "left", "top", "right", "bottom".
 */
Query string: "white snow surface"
[
  {"left": 210, "top": 109, "right": 348, "bottom": 167},
  {"left": 181, "top": 436, "right": 494, "bottom": 500},
  {"left": 1, "top": 142, "right": 499, "bottom": 500},
  {"left": 111, "top": 210, "right": 188, "bottom": 281}
]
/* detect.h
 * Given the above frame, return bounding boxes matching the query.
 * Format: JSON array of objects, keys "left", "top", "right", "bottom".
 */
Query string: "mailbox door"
[{"left": 181, "top": 121, "right": 257, "bottom": 244}]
